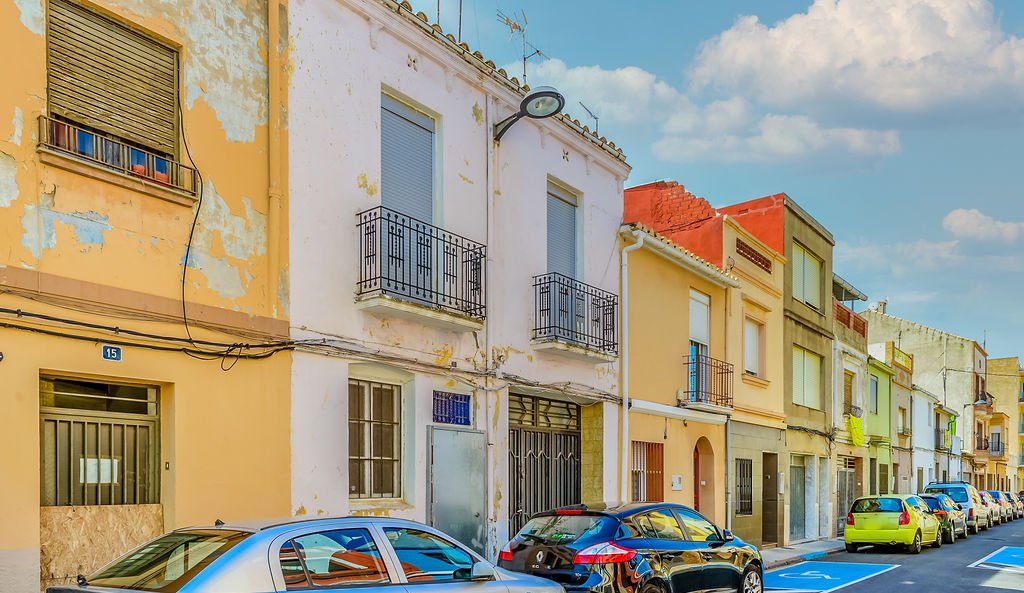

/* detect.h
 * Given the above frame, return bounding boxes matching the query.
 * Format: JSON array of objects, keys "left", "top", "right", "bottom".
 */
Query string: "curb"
[{"left": 763, "top": 546, "right": 846, "bottom": 571}]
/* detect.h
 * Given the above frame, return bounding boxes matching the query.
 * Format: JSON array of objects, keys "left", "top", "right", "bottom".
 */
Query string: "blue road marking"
[
  {"left": 969, "top": 546, "right": 1024, "bottom": 574},
  {"left": 765, "top": 561, "right": 900, "bottom": 593}
]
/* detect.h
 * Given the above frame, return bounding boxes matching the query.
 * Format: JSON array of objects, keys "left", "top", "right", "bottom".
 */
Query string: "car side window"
[
  {"left": 281, "top": 528, "right": 390, "bottom": 590},
  {"left": 382, "top": 527, "right": 474, "bottom": 583},
  {"left": 673, "top": 509, "right": 722, "bottom": 543},
  {"left": 634, "top": 510, "right": 686, "bottom": 541}
]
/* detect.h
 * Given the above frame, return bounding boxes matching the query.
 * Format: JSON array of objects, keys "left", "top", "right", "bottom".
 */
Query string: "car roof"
[
  {"left": 854, "top": 494, "right": 915, "bottom": 500},
  {"left": 172, "top": 515, "right": 434, "bottom": 535},
  {"left": 544, "top": 502, "right": 700, "bottom": 518}
]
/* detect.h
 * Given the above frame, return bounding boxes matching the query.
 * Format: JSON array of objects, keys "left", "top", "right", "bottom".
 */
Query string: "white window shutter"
[
  {"left": 689, "top": 290, "right": 710, "bottom": 345},
  {"left": 381, "top": 95, "right": 434, "bottom": 223}
]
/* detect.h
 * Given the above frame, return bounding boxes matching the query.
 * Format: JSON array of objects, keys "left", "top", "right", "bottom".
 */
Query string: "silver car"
[{"left": 47, "top": 516, "right": 565, "bottom": 593}]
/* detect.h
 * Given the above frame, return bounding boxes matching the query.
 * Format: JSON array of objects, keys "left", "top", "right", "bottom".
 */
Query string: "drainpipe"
[
  {"left": 725, "top": 415, "right": 732, "bottom": 531},
  {"left": 620, "top": 229, "right": 645, "bottom": 503},
  {"left": 267, "top": 0, "right": 283, "bottom": 315}
]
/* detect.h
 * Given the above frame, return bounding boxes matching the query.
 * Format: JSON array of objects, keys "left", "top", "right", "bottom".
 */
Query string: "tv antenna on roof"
[
  {"left": 579, "top": 102, "right": 599, "bottom": 135},
  {"left": 497, "top": 9, "right": 544, "bottom": 85}
]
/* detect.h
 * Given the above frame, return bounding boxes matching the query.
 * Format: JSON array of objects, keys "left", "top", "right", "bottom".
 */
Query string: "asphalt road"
[{"left": 784, "top": 518, "right": 1024, "bottom": 592}]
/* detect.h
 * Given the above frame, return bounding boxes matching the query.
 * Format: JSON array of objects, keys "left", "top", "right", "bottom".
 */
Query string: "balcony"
[
  {"left": 989, "top": 435, "right": 1006, "bottom": 459},
  {"left": 843, "top": 402, "right": 863, "bottom": 418},
  {"left": 678, "top": 354, "right": 734, "bottom": 412},
  {"left": 898, "top": 426, "right": 913, "bottom": 438},
  {"left": 935, "top": 429, "right": 950, "bottom": 451},
  {"left": 833, "top": 298, "right": 867, "bottom": 342},
  {"left": 38, "top": 115, "right": 198, "bottom": 201},
  {"left": 532, "top": 273, "right": 618, "bottom": 360},
  {"left": 974, "top": 392, "right": 994, "bottom": 416},
  {"left": 356, "top": 207, "right": 486, "bottom": 330}
]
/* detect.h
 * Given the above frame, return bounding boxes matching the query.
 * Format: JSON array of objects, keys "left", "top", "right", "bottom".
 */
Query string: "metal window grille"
[
  {"left": 348, "top": 380, "right": 401, "bottom": 499},
  {"left": 356, "top": 207, "right": 485, "bottom": 319},
  {"left": 432, "top": 391, "right": 471, "bottom": 426},
  {"left": 735, "top": 459, "right": 753, "bottom": 516},
  {"left": 533, "top": 273, "right": 618, "bottom": 355},
  {"left": 39, "top": 376, "right": 159, "bottom": 506},
  {"left": 630, "top": 441, "right": 664, "bottom": 503}
]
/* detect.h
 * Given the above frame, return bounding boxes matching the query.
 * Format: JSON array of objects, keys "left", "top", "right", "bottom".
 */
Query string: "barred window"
[
  {"left": 630, "top": 441, "right": 664, "bottom": 502},
  {"left": 40, "top": 376, "right": 159, "bottom": 506},
  {"left": 349, "top": 380, "right": 401, "bottom": 499},
  {"left": 735, "top": 459, "right": 753, "bottom": 516}
]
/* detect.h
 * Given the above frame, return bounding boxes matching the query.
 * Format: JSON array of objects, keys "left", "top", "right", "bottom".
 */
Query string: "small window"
[
  {"left": 635, "top": 510, "right": 685, "bottom": 541},
  {"left": 382, "top": 527, "right": 474, "bottom": 582},
  {"left": 735, "top": 459, "right": 753, "bottom": 516},
  {"left": 673, "top": 509, "right": 721, "bottom": 543},
  {"left": 349, "top": 379, "right": 401, "bottom": 499},
  {"left": 869, "top": 376, "right": 879, "bottom": 414},
  {"left": 791, "top": 243, "right": 822, "bottom": 310},
  {"left": 284, "top": 528, "right": 391, "bottom": 589},
  {"left": 792, "top": 346, "right": 822, "bottom": 409},
  {"left": 743, "top": 318, "right": 764, "bottom": 377}
]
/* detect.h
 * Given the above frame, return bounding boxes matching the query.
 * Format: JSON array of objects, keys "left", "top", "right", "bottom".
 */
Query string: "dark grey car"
[{"left": 46, "top": 517, "right": 564, "bottom": 593}]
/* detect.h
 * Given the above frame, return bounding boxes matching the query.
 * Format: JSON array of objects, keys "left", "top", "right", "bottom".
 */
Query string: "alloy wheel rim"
[{"left": 743, "top": 571, "right": 762, "bottom": 593}]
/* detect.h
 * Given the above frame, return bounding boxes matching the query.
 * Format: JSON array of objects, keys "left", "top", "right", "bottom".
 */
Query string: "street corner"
[
  {"left": 765, "top": 561, "right": 900, "bottom": 593},
  {"left": 969, "top": 546, "right": 1024, "bottom": 574}
]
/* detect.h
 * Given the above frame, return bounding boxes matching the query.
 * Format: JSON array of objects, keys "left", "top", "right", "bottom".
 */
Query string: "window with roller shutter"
[{"left": 46, "top": 0, "right": 179, "bottom": 156}]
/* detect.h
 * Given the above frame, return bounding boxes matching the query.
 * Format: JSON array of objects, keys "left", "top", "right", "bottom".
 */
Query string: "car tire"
[
  {"left": 845, "top": 543, "right": 858, "bottom": 553},
  {"left": 739, "top": 564, "right": 763, "bottom": 593},
  {"left": 908, "top": 531, "right": 922, "bottom": 554},
  {"left": 971, "top": 520, "right": 980, "bottom": 535},
  {"left": 640, "top": 580, "right": 666, "bottom": 593},
  {"left": 959, "top": 521, "right": 969, "bottom": 539},
  {"left": 942, "top": 526, "right": 955, "bottom": 544},
  {"left": 932, "top": 530, "right": 942, "bottom": 549}
]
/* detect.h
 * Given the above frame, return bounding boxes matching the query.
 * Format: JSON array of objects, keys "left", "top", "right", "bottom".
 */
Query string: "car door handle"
[{"left": 700, "top": 552, "right": 713, "bottom": 561}]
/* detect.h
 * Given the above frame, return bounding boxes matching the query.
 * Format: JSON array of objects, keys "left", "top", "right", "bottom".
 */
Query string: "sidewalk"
[{"left": 760, "top": 538, "right": 846, "bottom": 570}]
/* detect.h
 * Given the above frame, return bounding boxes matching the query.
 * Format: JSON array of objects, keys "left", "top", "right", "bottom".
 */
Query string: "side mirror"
[
  {"left": 722, "top": 529, "right": 735, "bottom": 542},
  {"left": 956, "top": 504, "right": 963, "bottom": 511},
  {"left": 470, "top": 562, "right": 496, "bottom": 582}
]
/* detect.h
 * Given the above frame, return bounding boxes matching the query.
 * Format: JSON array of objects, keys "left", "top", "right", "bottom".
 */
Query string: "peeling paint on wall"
[
  {"left": 9, "top": 107, "right": 23, "bottom": 145},
  {"left": 0, "top": 152, "right": 18, "bottom": 207},
  {"left": 278, "top": 268, "right": 290, "bottom": 317},
  {"left": 117, "top": 0, "right": 269, "bottom": 143},
  {"left": 13, "top": 0, "right": 44, "bottom": 35},
  {"left": 472, "top": 103, "right": 483, "bottom": 126},
  {"left": 182, "top": 180, "right": 267, "bottom": 301},
  {"left": 21, "top": 191, "right": 112, "bottom": 257},
  {"left": 356, "top": 173, "right": 378, "bottom": 196}
]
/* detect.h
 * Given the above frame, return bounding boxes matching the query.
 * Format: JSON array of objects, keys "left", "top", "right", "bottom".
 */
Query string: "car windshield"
[
  {"left": 922, "top": 498, "right": 942, "bottom": 511},
  {"left": 851, "top": 497, "right": 903, "bottom": 513},
  {"left": 517, "top": 514, "right": 616, "bottom": 545},
  {"left": 924, "top": 487, "right": 968, "bottom": 503},
  {"left": 87, "top": 530, "right": 250, "bottom": 591}
]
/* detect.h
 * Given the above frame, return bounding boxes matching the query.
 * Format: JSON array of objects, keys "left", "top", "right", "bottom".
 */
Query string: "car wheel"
[
  {"left": 932, "top": 529, "right": 942, "bottom": 548},
  {"left": 845, "top": 543, "right": 858, "bottom": 553},
  {"left": 942, "top": 526, "right": 955, "bottom": 544},
  {"left": 959, "top": 521, "right": 969, "bottom": 539},
  {"left": 640, "top": 580, "right": 665, "bottom": 593},
  {"left": 908, "top": 531, "right": 922, "bottom": 554},
  {"left": 971, "top": 520, "right": 980, "bottom": 535},
  {"left": 740, "top": 564, "right": 763, "bottom": 593}
]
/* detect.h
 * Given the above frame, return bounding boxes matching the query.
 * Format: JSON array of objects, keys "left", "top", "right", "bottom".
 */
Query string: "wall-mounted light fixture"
[{"left": 493, "top": 86, "right": 565, "bottom": 142}]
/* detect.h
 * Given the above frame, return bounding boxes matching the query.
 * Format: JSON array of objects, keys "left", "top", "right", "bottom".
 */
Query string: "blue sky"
[{"left": 415, "top": 0, "right": 1024, "bottom": 357}]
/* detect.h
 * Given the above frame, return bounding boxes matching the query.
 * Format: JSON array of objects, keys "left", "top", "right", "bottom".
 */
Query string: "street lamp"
[{"left": 493, "top": 86, "right": 565, "bottom": 142}]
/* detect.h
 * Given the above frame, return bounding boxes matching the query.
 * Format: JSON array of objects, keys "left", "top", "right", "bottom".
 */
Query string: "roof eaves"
[{"left": 620, "top": 223, "right": 741, "bottom": 289}]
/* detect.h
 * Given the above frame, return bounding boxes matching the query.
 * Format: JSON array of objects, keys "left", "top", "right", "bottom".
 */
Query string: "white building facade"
[{"left": 287, "top": 0, "right": 630, "bottom": 558}]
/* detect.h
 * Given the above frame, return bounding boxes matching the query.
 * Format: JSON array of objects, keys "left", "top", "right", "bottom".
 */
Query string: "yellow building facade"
[
  {"left": 988, "top": 357, "right": 1022, "bottom": 492},
  {"left": 621, "top": 225, "right": 740, "bottom": 527},
  {"left": 0, "top": 1, "right": 290, "bottom": 590}
]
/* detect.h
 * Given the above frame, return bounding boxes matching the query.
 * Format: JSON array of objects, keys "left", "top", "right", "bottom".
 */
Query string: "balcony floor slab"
[{"left": 355, "top": 294, "right": 484, "bottom": 332}]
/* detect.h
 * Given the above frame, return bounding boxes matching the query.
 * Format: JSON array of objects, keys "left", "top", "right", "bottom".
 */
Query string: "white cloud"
[
  {"left": 836, "top": 239, "right": 961, "bottom": 278},
  {"left": 943, "top": 208, "right": 1024, "bottom": 242},
  {"left": 691, "top": 0, "right": 1024, "bottom": 120},
  {"left": 521, "top": 59, "right": 899, "bottom": 164}
]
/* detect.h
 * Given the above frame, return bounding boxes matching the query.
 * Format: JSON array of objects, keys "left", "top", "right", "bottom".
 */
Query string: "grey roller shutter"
[
  {"left": 381, "top": 95, "right": 434, "bottom": 224},
  {"left": 46, "top": 0, "right": 178, "bottom": 154},
  {"left": 546, "top": 183, "right": 577, "bottom": 278}
]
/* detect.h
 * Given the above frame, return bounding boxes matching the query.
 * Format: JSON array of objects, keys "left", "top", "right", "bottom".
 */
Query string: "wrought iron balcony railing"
[
  {"left": 935, "top": 429, "right": 950, "bottom": 450},
  {"left": 356, "top": 207, "right": 486, "bottom": 320},
  {"left": 975, "top": 436, "right": 990, "bottom": 451},
  {"left": 38, "top": 115, "right": 198, "bottom": 196},
  {"left": 989, "top": 435, "right": 1005, "bottom": 457},
  {"left": 680, "top": 354, "right": 734, "bottom": 408},
  {"left": 843, "top": 402, "right": 863, "bottom": 418},
  {"left": 532, "top": 273, "right": 617, "bottom": 354}
]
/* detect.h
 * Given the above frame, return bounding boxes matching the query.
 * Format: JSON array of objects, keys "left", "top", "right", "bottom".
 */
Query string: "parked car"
[
  {"left": 1004, "top": 492, "right": 1024, "bottom": 519},
  {"left": 498, "top": 503, "right": 763, "bottom": 593},
  {"left": 981, "top": 491, "right": 1003, "bottom": 525},
  {"left": 844, "top": 494, "right": 941, "bottom": 554},
  {"left": 919, "top": 493, "right": 967, "bottom": 543},
  {"left": 46, "top": 517, "right": 560, "bottom": 593},
  {"left": 987, "top": 491, "right": 1015, "bottom": 522},
  {"left": 924, "top": 481, "right": 990, "bottom": 533}
]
